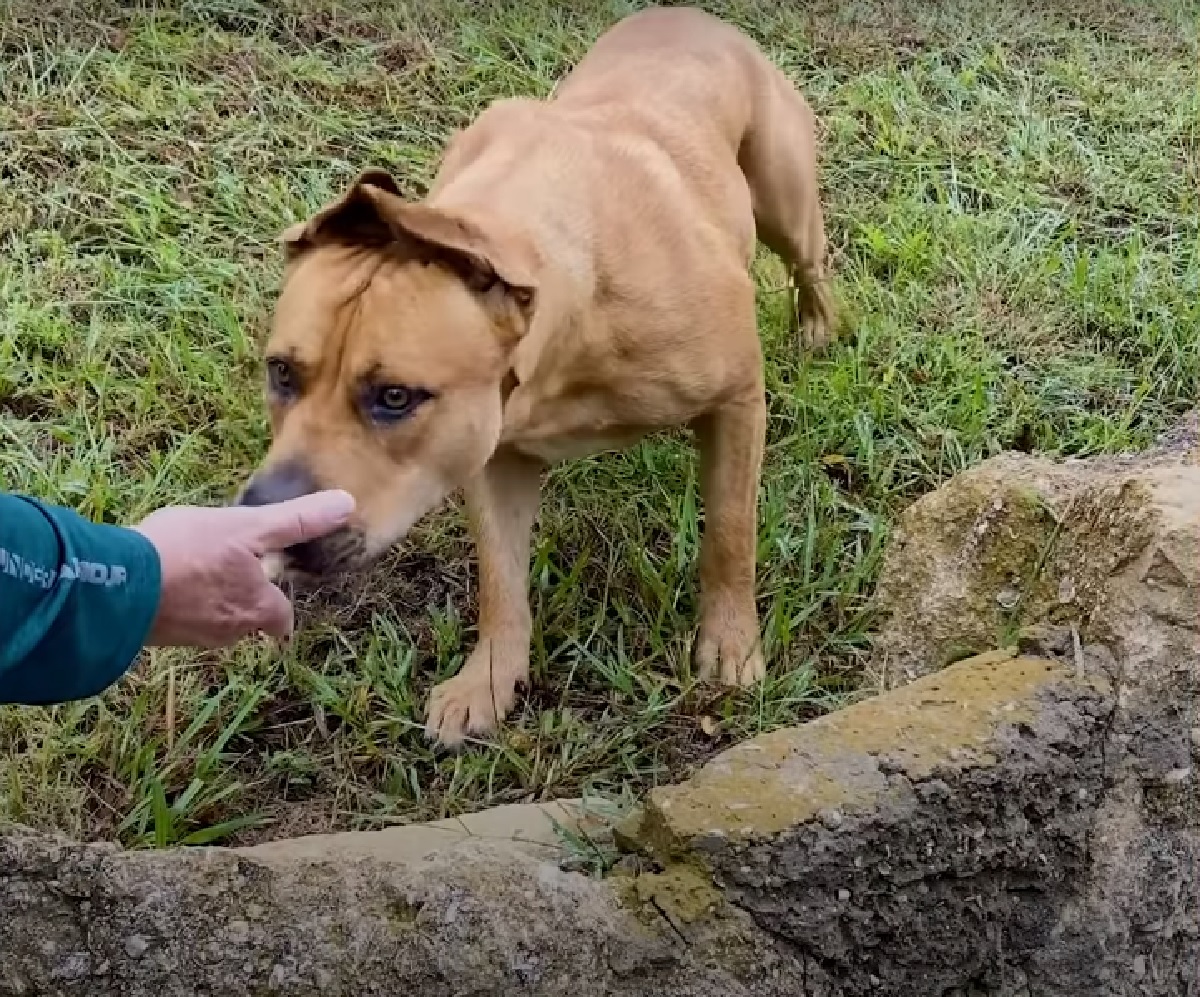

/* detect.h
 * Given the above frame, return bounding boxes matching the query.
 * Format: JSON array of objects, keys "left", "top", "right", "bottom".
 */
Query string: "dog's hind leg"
[
  {"left": 426, "top": 448, "right": 543, "bottom": 747},
  {"left": 691, "top": 387, "right": 767, "bottom": 687},
  {"left": 739, "top": 70, "right": 836, "bottom": 352}
]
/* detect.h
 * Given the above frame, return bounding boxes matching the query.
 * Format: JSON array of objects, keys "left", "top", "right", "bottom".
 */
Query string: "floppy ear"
[
  {"left": 280, "top": 170, "right": 539, "bottom": 337},
  {"left": 358, "top": 183, "right": 538, "bottom": 318},
  {"left": 280, "top": 169, "right": 405, "bottom": 262}
]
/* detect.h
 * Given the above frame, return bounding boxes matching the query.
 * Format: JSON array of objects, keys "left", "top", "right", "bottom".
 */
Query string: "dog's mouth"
[{"left": 266, "top": 526, "right": 368, "bottom": 581}]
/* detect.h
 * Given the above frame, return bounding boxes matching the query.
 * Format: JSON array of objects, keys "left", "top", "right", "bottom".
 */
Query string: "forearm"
[{"left": 0, "top": 495, "right": 162, "bottom": 705}]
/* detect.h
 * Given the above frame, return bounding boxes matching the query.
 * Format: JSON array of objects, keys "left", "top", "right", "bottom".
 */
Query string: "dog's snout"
[
  {"left": 238, "top": 462, "right": 318, "bottom": 508},
  {"left": 238, "top": 462, "right": 363, "bottom": 577}
]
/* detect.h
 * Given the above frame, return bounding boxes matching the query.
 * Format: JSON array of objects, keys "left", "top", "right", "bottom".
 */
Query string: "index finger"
[{"left": 241, "top": 490, "right": 356, "bottom": 553}]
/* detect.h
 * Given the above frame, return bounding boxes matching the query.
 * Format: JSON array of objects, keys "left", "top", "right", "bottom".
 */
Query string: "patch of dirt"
[
  {"left": 0, "top": 392, "right": 56, "bottom": 422},
  {"left": 235, "top": 798, "right": 342, "bottom": 845},
  {"left": 1047, "top": 0, "right": 1191, "bottom": 55},
  {"left": 377, "top": 36, "right": 431, "bottom": 74},
  {"left": 193, "top": 3, "right": 412, "bottom": 55},
  {"left": 0, "top": 3, "right": 133, "bottom": 55},
  {"left": 210, "top": 48, "right": 261, "bottom": 84},
  {"left": 291, "top": 526, "right": 475, "bottom": 641}
]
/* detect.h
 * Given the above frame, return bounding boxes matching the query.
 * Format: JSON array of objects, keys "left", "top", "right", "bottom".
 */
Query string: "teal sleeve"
[{"left": 0, "top": 494, "right": 162, "bottom": 705}]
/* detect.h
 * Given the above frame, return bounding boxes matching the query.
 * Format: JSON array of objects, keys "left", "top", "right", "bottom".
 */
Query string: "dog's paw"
[
  {"left": 792, "top": 280, "right": 838, "bottom": 354},
  {"left": 425, "top": 644, "right": 526, "bottom": 748},
  {"left": 693, "top": 612, "right": 765, "bottom": 687},
  {"left": 800, "top": 314, "right": 836, "bottom": 353}
]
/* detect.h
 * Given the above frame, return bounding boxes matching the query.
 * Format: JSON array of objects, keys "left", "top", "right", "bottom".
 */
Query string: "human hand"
[{"left": 133, "top": 490, "right": 355, "bottom": 648}]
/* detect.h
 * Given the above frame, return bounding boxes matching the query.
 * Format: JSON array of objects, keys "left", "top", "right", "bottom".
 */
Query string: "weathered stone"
[
  {"left": 0, "top": 831, "right": 800, "bottom": 997},
  {"left": 861, "top": 411, "right": 1200, "bottom": 995},
  {"left": 621, "top": 412, "right": 1199, "bottom": 996},
  {"left": 633, "top": 652, "right": 1097, "bottom": 851},
  {"left": 235, "top": 799, "right": 591, "bottom": 866},
  {"left": 872, "top": 413, "right": 1198, "bottom": 686},
  {"left": 625, "top": 651, "right": 1119, "bottom": 995}
]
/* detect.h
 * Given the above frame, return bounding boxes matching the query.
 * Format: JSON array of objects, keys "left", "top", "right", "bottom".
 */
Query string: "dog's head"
[{"left": 239, "top": 170, "right": 537, "bottom": 576}]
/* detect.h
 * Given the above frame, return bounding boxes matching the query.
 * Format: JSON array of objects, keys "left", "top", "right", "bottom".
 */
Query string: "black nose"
[{"left": 238, "top": 463, "right": 318, "bottom": 507}]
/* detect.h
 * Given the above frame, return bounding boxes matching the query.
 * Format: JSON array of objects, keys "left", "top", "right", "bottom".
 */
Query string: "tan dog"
[{"left": 239, "top": 7, "right": 835, "bottom": 746}]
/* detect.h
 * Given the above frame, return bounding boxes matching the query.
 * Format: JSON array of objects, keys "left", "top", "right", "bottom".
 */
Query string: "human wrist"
[{"left": 125, "top": 524, "right": 168, "bottom": 646}]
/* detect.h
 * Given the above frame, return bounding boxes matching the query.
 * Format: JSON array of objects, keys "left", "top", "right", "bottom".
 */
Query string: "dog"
[{"left": 239, "top": 6, "right": 835, "bottom": 746}]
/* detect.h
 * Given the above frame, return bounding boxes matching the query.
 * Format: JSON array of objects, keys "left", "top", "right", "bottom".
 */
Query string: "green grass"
[{"left": 1, "top": 0, "right": 1196, "bottom": 847}]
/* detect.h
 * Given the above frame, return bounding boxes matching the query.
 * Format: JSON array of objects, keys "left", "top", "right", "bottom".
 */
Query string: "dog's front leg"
[
  {"left": 692, "top": 393, "right": 767, "bottom": 686},
  {"left": 426, "top": 448, "right": 543, "bottom": 747}
]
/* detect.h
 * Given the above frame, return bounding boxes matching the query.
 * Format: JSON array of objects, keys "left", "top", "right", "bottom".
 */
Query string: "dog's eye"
[
  {"left": 381, "top": 386, "right": 411, "bottom": 411},
  {"left": 369, "top": 384, "right": 431, "bottom": 422},
  {"left": 267, "top": 359, "right": 296, "bottom": 395}
]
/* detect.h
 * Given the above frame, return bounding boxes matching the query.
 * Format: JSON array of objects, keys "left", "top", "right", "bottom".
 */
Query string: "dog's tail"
[{"left": 737, "top": 63, "right": 837, "bottom": 352}]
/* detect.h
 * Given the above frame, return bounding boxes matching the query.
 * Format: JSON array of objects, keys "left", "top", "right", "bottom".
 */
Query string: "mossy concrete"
[
  {"left": 0, "top": 830, "right": 805, "bottom": 997},
  {"left": 615, "top": 647, "right": 1124, "bottom": 994},
  {"left": 628, "top": 651, "right": 1094, "bottom": 853},
  {"left": 873, "top": 415, "right": 1199, "bottom": 686},
  {"left": 0, "top": 645, "right": 1127, "bottom": 997}
]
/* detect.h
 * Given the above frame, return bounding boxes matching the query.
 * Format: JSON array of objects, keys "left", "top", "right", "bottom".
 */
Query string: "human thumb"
[{"left": 242, "top": 490, "right": 356, "bottom": 554}]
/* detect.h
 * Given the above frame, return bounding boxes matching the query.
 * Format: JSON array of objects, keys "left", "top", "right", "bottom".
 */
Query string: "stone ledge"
[
  {"left": 0, "top": 650, "right": 1125, "bottom": 997},
  {"left": 616, "top": 650, "right": 1120, "bottom": 995},
  {"left": 625, "top": 652, "right": 1102, "bottom": 854},
  {"left": 234, "top": 799, "right": 589, "bottom": 866},
  {"left": 0, "top": 820, "right": 799, "bottom": 997}
]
